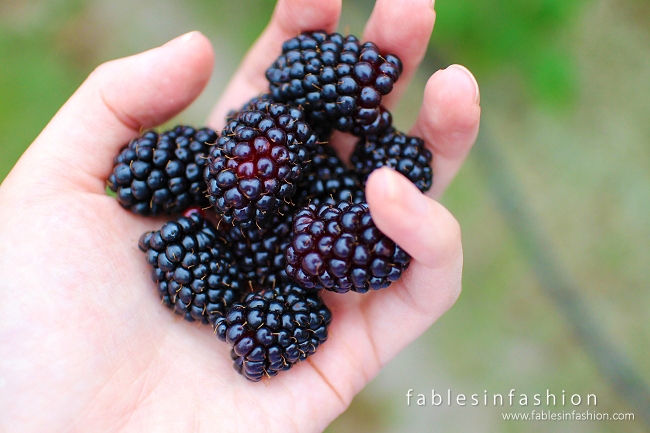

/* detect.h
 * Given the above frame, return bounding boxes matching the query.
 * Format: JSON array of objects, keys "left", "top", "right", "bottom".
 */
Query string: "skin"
[{"left": 0, "top": 0, "right": 480, "bottom": 431}]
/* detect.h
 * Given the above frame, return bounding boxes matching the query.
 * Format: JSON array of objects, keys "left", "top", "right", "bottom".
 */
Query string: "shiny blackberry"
[
  {"left": 108, "top": 126, "right": 217, "bottom": 216},
  {"left": 295, "top": 145, "right": 365, "bottom": 206},
  {"left": 266, "top": 31, "right": 402, "bottom": 136},
  {"left": 351, "top": 128, "right": 433, "bottom": 192},
  {"left": 214, "top": 283, "right": 331, "bottom": 382},
  {"left": 204, "top": 96, "right": 316, "bottom": 228},
  {"left": 286, "top": 202, "right": 410, "bottom": 293},
  {"left": 224, "top": 212, "right": 293, "bottom": 290},
  {"left": 138, "top": 211, "right": 244, "bottom": 325}
]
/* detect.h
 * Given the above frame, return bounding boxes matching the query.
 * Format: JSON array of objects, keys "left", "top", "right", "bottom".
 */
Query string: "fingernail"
[
  {"left": 165, "top": 31, "right": 200, "bottom": 46},
  {"left": 376, "top": 168, "right": 429, "bottom": 219},
  {"left": 447, "top": 64, "right": 480, "bottom": 104},
  {"left": 430, "top": 0, "right": 436, "bottom": 10}
]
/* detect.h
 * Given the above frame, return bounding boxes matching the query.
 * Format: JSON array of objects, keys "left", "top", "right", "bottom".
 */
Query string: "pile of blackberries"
[{"left": 109, "top": 31, "right": 433, "bottom": 382}]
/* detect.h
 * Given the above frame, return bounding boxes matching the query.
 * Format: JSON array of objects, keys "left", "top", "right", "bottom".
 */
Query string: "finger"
[
  {"left": 410, "top": 64, "right": 481, "bottom": 199},
  {"left": 208, "top": 0, "right": 342, "bottom": 129},
  {"left": 363, "top": 0, "right": 436, "bottom": 109},
  {"left": 305, "top": 168, "right": 463, "bottom": 403},
  {"left": 10, "top": 31, "right": 214, "bottom": 194}
]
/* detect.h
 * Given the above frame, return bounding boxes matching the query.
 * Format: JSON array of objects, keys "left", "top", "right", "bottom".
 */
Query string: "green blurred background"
[{"left": 1, "top": 0, "right": 648, "bottom": 431}]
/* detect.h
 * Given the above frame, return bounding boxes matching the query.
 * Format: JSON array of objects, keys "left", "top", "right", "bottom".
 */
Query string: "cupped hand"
[{"left": 0, "top": 0, "right": 480, "bottom": 431}]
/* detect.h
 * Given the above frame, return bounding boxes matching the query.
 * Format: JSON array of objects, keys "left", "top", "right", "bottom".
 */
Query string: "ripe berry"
[
  {"left": 204, "top": 96, "right": 317, "bottom": 228},
  {"left": 351, "top": 127, "right": 433, "bottom": 192},
  {"left": 108, "top": 126, "right": 217, "bottom": 216},
  {"left": 266, "top": 31, "right": 402, "bottom": 137},
  {"left": 214, "top": 283, "right": 331, "bottom": 381},
  {"left": 286, "top": 202, "right": 410, "bottom": 293},
  {"left": 138, "top": 212, "right": 244, "bottom": 324}
]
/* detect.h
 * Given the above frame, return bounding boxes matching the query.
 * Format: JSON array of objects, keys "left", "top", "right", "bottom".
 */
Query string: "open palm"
[{"left": 0, "top": 0, "right": 480, "bottom": 431}]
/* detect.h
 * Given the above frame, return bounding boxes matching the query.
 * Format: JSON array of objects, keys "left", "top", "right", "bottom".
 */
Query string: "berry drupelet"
[
  {"left": 108, "top": 126, "right": 217, "bottom": 216},
  {"left": 286, "top": 202, "right": 410, "bottom": 293},
  {"left": 266, "top": 31, "right": 402, "bottom": 137},
  {"left": 351, "top": 127, "right": 433, "bottom": 192},
  {"left": 214, "top": 283, "right": 331, "bottom": 382},
  {"left": 204, "top": 97, "right": 317, "bottom": 228},
  {"left": 294, "top": 145, "right": 366, "bottom": 207},
  {"left": 138, "top": 211, "right": 244, "bottom": 325}
]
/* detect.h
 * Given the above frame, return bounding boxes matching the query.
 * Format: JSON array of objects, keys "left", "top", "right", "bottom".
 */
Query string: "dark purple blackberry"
[
  {"left": 286, "top": 202, "right": 410, "bottom": 293},
  {"left": 214, "top": 283, "right": 331, "bottom": 382},
  {"left": 138, "top": 211, "right": 244, "bottom": 325},
  {"left": 108, "top": 126, "right": 217, "bottom": 216},
  {"left": 295, "top": 145, "right": 365, "bottom": 207},
  {"left": 351, "top": 128, "right": 433, "bottom": 192},
  {"left": 224, "top": 212, "right": 293, "bottom": 290},
  {"left": 204, "top": 97, "right": 317, "bottom": 228},
  {"left": 266, "top": 31, "right": 402, "bottom": 137}
]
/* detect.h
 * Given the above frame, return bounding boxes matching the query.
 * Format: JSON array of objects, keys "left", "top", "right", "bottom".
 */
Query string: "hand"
[{"left": 0, "top": 0, "right": 480, "bottom": 431}]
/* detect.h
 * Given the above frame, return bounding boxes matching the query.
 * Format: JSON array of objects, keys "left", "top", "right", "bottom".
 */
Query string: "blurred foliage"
[
  {"left": 188, "top": 0, "right": 275, "bottom": 50},
  {"left": 0, "top": 1, "right": 84, "bottom": 178},
  {"left": 433, "top": 0, "right": 586, "bottom": 106}
]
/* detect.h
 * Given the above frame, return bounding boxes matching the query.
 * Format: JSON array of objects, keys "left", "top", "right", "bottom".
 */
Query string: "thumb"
[{"left": 300, "top": 167, "right": 463, "bottom": 411}]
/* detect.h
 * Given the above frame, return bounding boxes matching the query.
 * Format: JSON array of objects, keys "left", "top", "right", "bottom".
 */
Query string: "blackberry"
[
  {"left": 224, "top": 212, "right": 293, "bottom": 290},
  {"left": 108, "top": 126, "right": 217, "bottom": 216},
  {"left": 351, "top": 128, "right": 433, "bottom": 192},
  {"left": 138, "top": 211, "right": 244, "bottom": 325},
  {"left": 204, "top": 96, "right": 317, "bottom": 228},
  {"left": 215, "top": 283, "right": 331, "bottom": 382},
  {"left": 295, "top": 145, "right": 365, "bottom": 206},
  {"left": 266, "top": 31, "right": 402, "bottom": 137},
  {"left": 286, "top": 202, "right": 410, "bottom": 293}
]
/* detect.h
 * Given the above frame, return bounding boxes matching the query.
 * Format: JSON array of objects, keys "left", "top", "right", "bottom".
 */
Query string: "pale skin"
[{"left": 0, "top": 0, "right": 480, "bottom": 431}]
